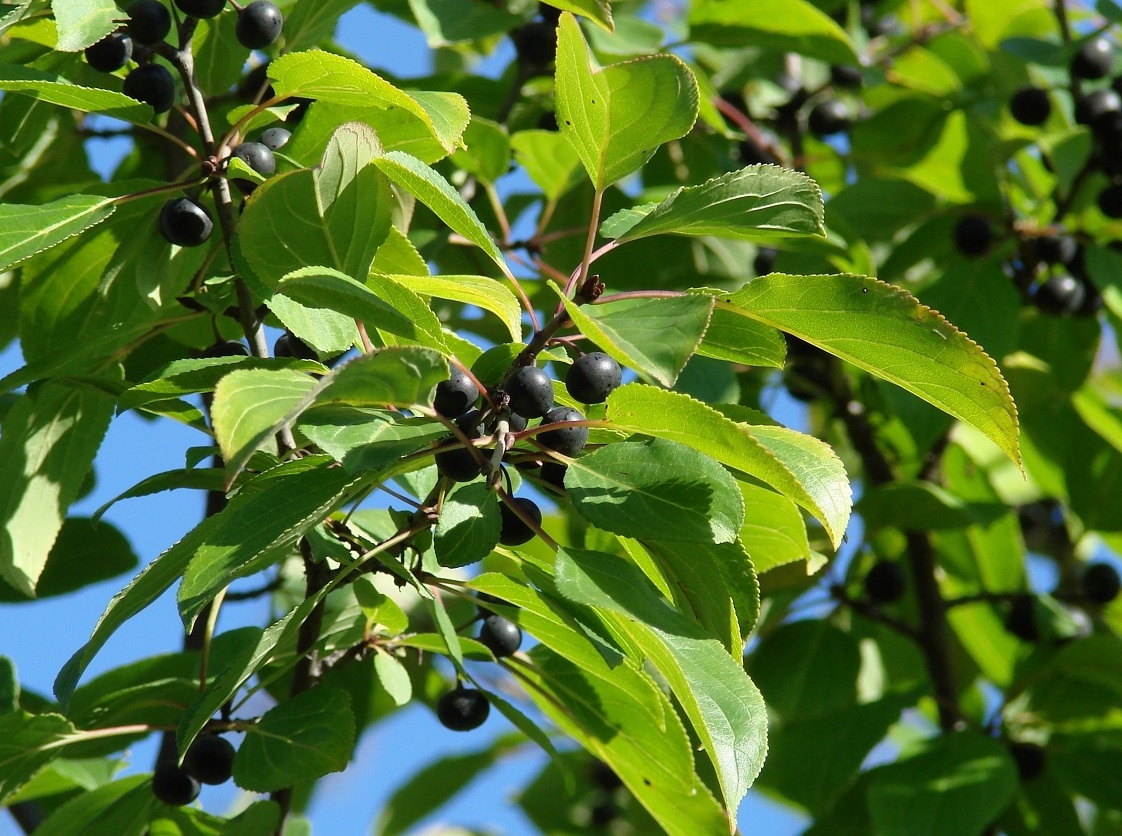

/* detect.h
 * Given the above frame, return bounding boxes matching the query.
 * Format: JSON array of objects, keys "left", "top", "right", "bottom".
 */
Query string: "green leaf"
[
  {"left": 867, "top": 732, "right": 1018, "bottom": 836},
  {"left": 55, "top": 460, "right": 359, "bottom": 703},
  {"left": 406, "top": 0, "right": 520, "bottom": 47},
  {"left": 725, "top": 274, "right": 1021, "bottom": 467},
  {"left": 0, "top": 711, "right": 75, "bottom": 803},
  {"left": 554, "top": 547, "right": 768, "bottom": 826},
  {"left": 373, "top": 151, "right": 507, "bottom": 273},
  {"left": 606, "top": 384, "right": 850, "bottom": 549},
  {"left": 392, "top": 273, "right": 523, "bottom": 342},
  {"left": 555, "top": 13, "right": 699, "bottom": 189},
  {"left": 372, "top": 649, "right": 412, "bottom": 707},
  {"left": 451, "top": 117, "right": 509, "bottom": 184},
  {"left": 119, "top": 357, "right": 323, "bottom": 413},
  {"left": 282, "top": 0, "right": 360, "bottom": 51},
  {"left": 434, "top": 482, "right": 500, "bottom": 568},
  {"left": 233, "top": 687, "right": 355, "bottom": 792},
  {"left": 858, "top": 481, "right": 1006, "bottom": 532},
  {"left": 694, "top": 303, "right": 786, "bottom": 368},
  {"left": 0, "top": 63, "right": 152, "bottom": 123},
  {"left": 376, "top": 748, "right": 497, "bottom": 836},
  {"left": 297, "top": 408, "right": 446, "bottom": 473},
  {"left": 738, "top": 481, "right": 811, "bottom": 573},
  {"left": 33, "top": 774, "right": 154, "bottom": 836},
  {"left": 0, "top": 381, "right": 115, "bottom": 596},
  {"left": 0, "top": 195, "right": 115, "bottom": 274},
  {"left": 239, "top": 122, "right": 393, "bottom": 290},
  {"left": 268, "top": 51, "right": 465, "bottom": 155},
  {"left": 689, "top": 0, "right": 859, "bottom": 64},
  {"left": 177, "top": 463, "right": 361, "bottom": 626},
  {"left": 565, "top": 437, "right": 744, "bottom": 544},
  {"left": 553, "top": 290, "right": 713, "bottom": 387},
  {"left": 749, "top": 620, "right": 861, "bottom": 721},
  {"left": 51, "top": 0, "right": 119, "bottom": 51},
  {"left": 601, "top": 166, "right": 825, "bottom": 243},
  {"left": 0, "top": 657, "right": 16, "bottom": 714},
  {"left": 510, "top": 130, "right": 584, "bottom": 203},
  {"left": 317, "top": 347, "right": 447, "bottom": 410},
  {"left": 544, "top": 0, "right": 612, "bottom": 30},
  {"left": 91, "top": 469, "right": 226, "bottom": 522},
  {"left": 192, "top": 13, "right": 245, "bottom": 96},
  {"left": 211, "top": 369, "right": 317, "bottom": 469},
  {"left": 0, "top": 517, "right": 137, "bottom": 602}
]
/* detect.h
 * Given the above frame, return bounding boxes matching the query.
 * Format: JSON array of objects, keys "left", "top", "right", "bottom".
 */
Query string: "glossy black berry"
[
  {"left": 85, "top": 32, "right": 133, "bottom": 73},
  {"left": 1004, "top": 595, "right": 1039, "bottom": 642},
  {"left": 236, "top": 0, "right": 283, "bottom": 50},
  {"left": 953, "top": 215, "right": 993, "bottom": 257},
  {"left": 539, "top": 461, "right": 567, "bottom": 492},
  {"left": 1082, "top": 563, "right": 1121, "bottom": 604},
  {"left": 537, "top": 407, "right": 589, "bottom": 457},
  {"left": 478, "top": 614, "right": 522, "bottom": 658},
  {"left": 807, "top": 99, "right": 852, "bottom": 137},
  {"left": 754, "top": 246, "right": 779, "bottom": 275},
  {"left": 864, "top": 561, "right": 906, "bottom": 604},
  {"left": 202, "top": 340, "right": 248, "bottom": 358},
  {"left": 175, "top": 0, "right": 225, "bottom": 17},
  {"left": 499, "top": 497, "right": 542, "bottom": 546},
  {"left": 505, "top": 366, "right": 554, "bottom": 418},
  {"left": 829, "top": 64, "right": 863, "bottom": 88},
  {"left": 273, "top": 331, "right": 318, "bottom": 360},
  {"left": 127, "top": 0, "right": 171, "bottom": 46},
  {"left": 434, "top": 368, "right": 479, "bottom": 418},
  {"left": 183, "top": 733, "right": 236, "bottom": 785},
  {"left": 1075, "top": 89, "right": 1122, "bottom": 129},
  {"left": 1035, "top": 234, "right": 1078, "bottom": 265},
  {"left": 152, "top": 761, "right": 200, "bottom": 805},
  {"left": 436, "top": 686, "right": 490, "bottom": 731},
  {"left": 259, "top": 126, "right": 291, "bottom": 151},
  {"left": 435, "top": 412, "right": 484, "bottom": 482},
  {"left": 1072, "top": 37, "right": 1114, "bottom": 80},
  {"left": 512, "top": 21, "right": 556, "bottom": 67},
  {"left": 1098, "top": 184, "right": 1122, "bottom": 218},
  {"left": 123, "top": 63, "right": 176, "bottom": 113},
  {"left": 475, "top": 591, "right": 505, "bottom": 615},
  {"left": 1009, "top": 742, "right": 1047, "bottom": 783},
  {"left": 566, "top": 352, "right": 622, "bottom": 404},
  {"left": 1009, "top": 87, "right": 1051, "bottom": 126},
  {"left": 231, "top": 141, "right": 275, "bottom": 177},
  {"left": 1033, "top": 275, "right": 1085, "bottom": 316},
  {"left": 159, "top": 198, "right": 213, "bottom": 247}
]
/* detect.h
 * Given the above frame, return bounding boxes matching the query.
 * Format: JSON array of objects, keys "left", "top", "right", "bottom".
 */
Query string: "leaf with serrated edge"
[
  {"left": 211, "top": 370, "right": 317, "bottom": 469},
  {"left": 0, "top": 711, "right": 75, "bottom": 804},
  {"left": 0, "top": 64, "right": 152, "bottom": 123},
  {"left": 0, "top": 196, "right": 115, "bottom": 274},
  {"left": 391, "top": 273, "right": 523, "bottom": 341},
  {"left": 51, "top": 0, "right": 121, "bottom": 52},
  {"left": 554, "top": 547, "right": 767, "bottom": 830},
  {"left": 738, "top": 481, "right": 812, "bottom": 573},
  {"left": 726, "top": 274, "right": 1021, "bottom": 467},
  {"left": 606, "top": 384, "right": 850, "bottom": 549},
  {"left": 555, "top": 13, "right": 698, "bottom": 189},
  {"left": 600, "top": 166, "right": 825, "bottom": 243}
]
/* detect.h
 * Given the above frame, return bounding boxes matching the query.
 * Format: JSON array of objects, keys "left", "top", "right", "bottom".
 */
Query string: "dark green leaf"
[{"left": 434, "top": 482, "right": 500, "bottom": 568}]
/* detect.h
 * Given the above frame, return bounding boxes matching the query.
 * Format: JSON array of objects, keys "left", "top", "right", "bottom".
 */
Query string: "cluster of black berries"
[
  {"left": 152, "top": 733, "right": 236, "bottom": 805},
  {"left": 157, "top": 125, "right": 288, "bottom": 248},
  {"left": 85, "top": 0, "right": 283, "bottom": 115},
  {"left": 432, "top": 352, "right": 621, "bottom": 545}
]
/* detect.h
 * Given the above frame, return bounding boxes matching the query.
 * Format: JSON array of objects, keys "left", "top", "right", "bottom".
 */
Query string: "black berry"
[
  {"left": 1009, "top": 742, "right": 1047, "bottom": 783},
  {"left": 259, "top": 126, "right": 291, "bottom": 151},
  {"left": 512, "top": 21, "right": 556, "bottom": 67},
  {"left": 566, "top": 352, "right": 622, "bottom": 404},
  {"left": 863, "top": 561, "right": 906, "bottom": 604},
  {"left": 151, "top": 761, "right": 200, "bottom": 805},
  {"left": 1072, "top": 37, "right": 1114, "bottom": 80},
  {"left": 738, "top": 136, "right": 779, "bottom": 166},
  {"left": 505, "top": 366, "right": 554, "bottom": 418},
  {"left": 231, "top": 141, "right": 275, "bottom": 176},
  {"left": 953, "top": 215, "right": 993, "bottom": 257},
  {"left": 436, "top": 686, "right": 490, "bottom": 731},
  {"left": 434, "top": 368, "right": 479, "bottom": 418},
  {"left": 830, "top": 64, "right": 863, "bottom": 88},
  {"left": 807, "top": 99, "right": 852, "bottom": 137},
  {"left": 159, "top": 197, "right": 213, "bottom": 247},
  {"left": 475, "top": 591, "right": 505, "bottom": 615},
  {"left": 1004, "top": 595, "right": 1039, "bottom": 642},
  {"left": 1009, "top": 87, "right": 1051, "bottom": 126},
  {"left": 174, "top": 0, "right": 225, "bottom": 17},
  {"left": 236, "top": 0, "right": 283, "bottom": 50},
  {"left": 1098, "top": 183, "right": 1122, "bottom": 218},
  {"left": 123, "top": 63, "right": 176, "bottom": 113},
  {"left": 273, "top": 331, "right": 317, "bottom": 360},
  {"left": 201, "top": 340, "right": 248, "bottom": 358},
  {"left": 590, "top": 760, "right": 623, "bottom": 790},
  {"left": 537, "top": 407, "right": 589, "bottom": 457},
  {"left": 85, "top": 32, "right": 133, "bottom": 73},
  {"left": 435, "top": 412, "right": 484, "bottom": 482},
  {"left": 127, "top": 0, "right": 172, "bottom": 46},
  {"left": 1082, "top": 563, "right": 1121, "bottom": 604},
  {"left": 539, "top": 461, "right": 567, "bottom": 493},
  {"left": 183, "top": 733, "right": 236, "bottom": 785},
  {"left": 754, "top": 246, "right": 779, "bottom": 275},
  {"left": 1075, "top": 89, "right": 1122, "bottom": 129},
  {"left": 1033, "top": 275, "right": 1085, "bottom": 315},
  {"left": 478, "top": 614, "right": 522, "bottom": 658},
  {"left": 499, "top": 497, "right": 542, "bottom": 546},
  {"left": 1034, "top": 234, "right": 1078, "bottom": 265}
]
